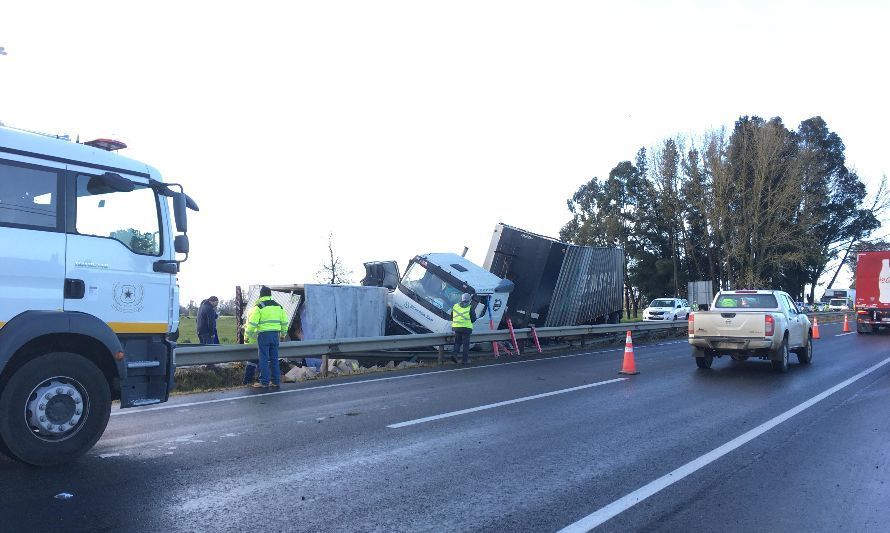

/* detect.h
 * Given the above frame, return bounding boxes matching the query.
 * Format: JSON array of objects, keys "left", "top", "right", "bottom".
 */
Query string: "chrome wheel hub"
[{"left": 26, "top": 379, "right": 86, "bottom": 439}]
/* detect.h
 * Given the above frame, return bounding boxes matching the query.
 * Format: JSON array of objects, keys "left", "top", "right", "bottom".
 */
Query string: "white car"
[
  {"left": 643, "top": 298, "right": 691, "bottom": 321},
  {"left": 827, "top": 298, "right": 850, "bottom": 311}
]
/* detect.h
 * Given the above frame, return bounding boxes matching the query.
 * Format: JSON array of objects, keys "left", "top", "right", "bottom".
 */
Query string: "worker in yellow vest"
[
  {"left": 451, "top": 293, "right": 479, "bottom": 365},
  {"left": 245, "top": 286, "right": 289, "bottom": 389}
]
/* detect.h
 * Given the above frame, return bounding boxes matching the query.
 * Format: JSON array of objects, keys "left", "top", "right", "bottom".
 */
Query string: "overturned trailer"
[
  {"left": 483, "top": 223, "right": 624, "bottom": 328},
  {"left": 236, "top": 284, "right": 389, "bottom": 342}
]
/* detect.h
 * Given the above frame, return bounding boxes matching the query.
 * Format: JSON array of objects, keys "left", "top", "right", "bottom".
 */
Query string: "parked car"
[{"left": 642, "top": 298, "right": 691, "bottom": 321}]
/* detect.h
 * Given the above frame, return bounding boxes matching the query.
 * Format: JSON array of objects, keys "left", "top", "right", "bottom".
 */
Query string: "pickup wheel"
[
  {"left": 771, "top": 337, "right": 790, "bottom": 373},
  {"left": 796, "top": 335, "right": 813, "bottom": 365},
  {"left": 0, "top": 352, "right": 111, "bottom": 467},
  {"left": 693, "top": 348, "right": 713, "bottom": 369}
]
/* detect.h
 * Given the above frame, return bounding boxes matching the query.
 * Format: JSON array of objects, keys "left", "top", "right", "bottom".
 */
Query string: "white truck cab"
[
  {"left": 0, "top": 125, "right": 196, "bottom": 465},
  {"left": 642, "top": 298, "right": 691, "bottom": 321},
  {"left": 389, "top": 253, "right": 514, "bottom": 334}
]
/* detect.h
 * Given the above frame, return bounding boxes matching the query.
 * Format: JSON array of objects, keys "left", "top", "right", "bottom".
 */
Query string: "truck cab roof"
[
  {"left": 417, "top": 252, "right": 508, "bottom": 295},
  {"left": 0, "top": 125, "right": 162, "bottom": 181}
]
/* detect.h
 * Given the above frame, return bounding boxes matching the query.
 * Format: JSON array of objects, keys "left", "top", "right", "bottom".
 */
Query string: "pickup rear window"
[{"left": 714, "top": 294, "right": 778, "bottom": 308}]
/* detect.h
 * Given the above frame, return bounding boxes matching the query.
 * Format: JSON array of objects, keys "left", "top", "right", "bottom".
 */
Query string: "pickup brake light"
[
  {"left": 688, "top": 312, "right": 694, "bottom": 335},
  {"left": 765, "top": 314, "right": 775, "bottom": 337}
]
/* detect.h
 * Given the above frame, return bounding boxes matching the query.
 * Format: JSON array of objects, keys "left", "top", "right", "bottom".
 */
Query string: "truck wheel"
[
  {"left": 796, "top": 335, "right": 813, "bottom": 365},
  {"left": 0, "top": 352, "right": 111, "bottom": 466},
  {"left": 771, "top": 338, "right": 789, "bottom": 373}
]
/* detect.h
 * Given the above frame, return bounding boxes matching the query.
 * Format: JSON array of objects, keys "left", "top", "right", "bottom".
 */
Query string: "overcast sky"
[{"left": 2, "top": 0, "right": 887, "bottom": 303}]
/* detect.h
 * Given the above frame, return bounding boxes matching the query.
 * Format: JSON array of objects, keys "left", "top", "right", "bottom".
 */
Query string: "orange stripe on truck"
[
  {"left": 0, "top": 321, "right": 165, "bottom": 334},
  {"left": 107, "top": 322, "right": 169, "bottom": 334}
]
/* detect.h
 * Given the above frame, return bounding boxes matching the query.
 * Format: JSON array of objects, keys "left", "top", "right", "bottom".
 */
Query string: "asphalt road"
[{"left": 1, "top": 321, "right": 888, "bottom": 532}]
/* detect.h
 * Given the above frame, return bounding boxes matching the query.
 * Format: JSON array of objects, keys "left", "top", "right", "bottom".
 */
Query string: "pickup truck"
[{"left": 688, "top": 290, "right": 812, "bottom": 373}]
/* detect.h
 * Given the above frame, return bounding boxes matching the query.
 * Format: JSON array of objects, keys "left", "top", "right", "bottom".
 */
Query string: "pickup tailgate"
[{"left": 694, "top": 311, "right": 766, "bottom": 338}]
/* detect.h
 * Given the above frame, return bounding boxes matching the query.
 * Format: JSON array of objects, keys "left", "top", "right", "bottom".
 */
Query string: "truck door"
[
  {"left": 63, "top": 171, "right": 171, "bottom": 335},
  {"left": 0, "top": 159, "right": 66, "bottom": 324}
]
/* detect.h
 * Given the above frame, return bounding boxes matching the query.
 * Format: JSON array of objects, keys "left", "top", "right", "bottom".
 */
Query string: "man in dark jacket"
[{"left": 196, "top": 296, "right": 220, "bottom": 344}]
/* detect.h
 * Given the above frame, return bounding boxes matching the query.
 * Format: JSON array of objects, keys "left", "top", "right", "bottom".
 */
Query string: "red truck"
[{"left": 855, "top": 251, "right": 890, "bottom": 334}]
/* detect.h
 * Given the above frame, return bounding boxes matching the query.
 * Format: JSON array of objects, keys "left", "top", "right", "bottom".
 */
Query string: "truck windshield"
[
  {"left": 829, "top": 299, "right": 847, "bottom": 307},
  {"left": 400, "top": 262, "right": 464, "bottom": 312},
  {"left": 715, "top": 294, "right": 778, "bottom": 308},
  {"left": 75, "top": 174, "right": 161, "bottom": 256},
  {"left": 650, "top": 299, "right": 675, "bottom": 307}
]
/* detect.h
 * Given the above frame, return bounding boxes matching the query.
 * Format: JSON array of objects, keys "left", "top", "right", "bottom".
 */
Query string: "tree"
[
  {"left": 217, "top": 299, "right": 237, "bottom": 316},
  {"left": 795, "top": 117, "right": 879, "bottom": 300},
  {"left": 315, "top": 232, "right": 353, "bottom": 284}
]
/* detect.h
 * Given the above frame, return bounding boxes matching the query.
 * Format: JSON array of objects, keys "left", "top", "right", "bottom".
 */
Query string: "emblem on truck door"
[{"left": 112, "top": 283, "right": 145, "bottom": 313}]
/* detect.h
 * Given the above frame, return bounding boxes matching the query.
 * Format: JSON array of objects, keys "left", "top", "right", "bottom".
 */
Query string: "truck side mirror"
[
  {"left": 173, "top": 192, "right": 188, "bottom": 233},
  {"left": 174, "top": 234, "right": 190, "bottom": 254}
]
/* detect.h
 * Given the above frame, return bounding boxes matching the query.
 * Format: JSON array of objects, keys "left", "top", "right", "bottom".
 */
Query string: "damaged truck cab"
[{"left": 388, "top": 253, "right": 513, "bottom": 334}]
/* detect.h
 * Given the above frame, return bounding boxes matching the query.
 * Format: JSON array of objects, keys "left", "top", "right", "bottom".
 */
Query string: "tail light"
[
  {"left": 765, "top": 315, "right": 775, "bottom": 337},
  {"left": 857, "top": 310, "right": 868, "bottom": 315},
  {"left": 688, "top": 312, "right": 695, "bottom": 335}
]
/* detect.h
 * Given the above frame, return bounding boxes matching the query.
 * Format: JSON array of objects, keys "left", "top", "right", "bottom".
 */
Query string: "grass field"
[{"left": 177, "top": 315, "right": 238, "bottom": 344}]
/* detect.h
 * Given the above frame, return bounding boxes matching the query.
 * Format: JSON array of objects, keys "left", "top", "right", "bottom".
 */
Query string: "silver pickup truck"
[{"left": 688, "top": 290, "right": 813, "bottom": 373}]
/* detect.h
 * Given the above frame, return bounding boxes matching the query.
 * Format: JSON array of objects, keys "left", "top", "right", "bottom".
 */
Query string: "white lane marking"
[
  {"left": 557, "top": 355, "right": 890, "bottom": 533},
  {"left": 835, "top": 332, "right": 854, "bottom": 337},
  {"left": 387, "top": 378, "right": 627, "bottom": 429},
  {"left": 111, "top": 342, "right": 679, "bottom": 417}
]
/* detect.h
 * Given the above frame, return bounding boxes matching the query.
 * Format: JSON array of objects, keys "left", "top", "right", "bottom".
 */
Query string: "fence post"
[{"left": 322, "top": 354, "right": 329, "bottom": 378}]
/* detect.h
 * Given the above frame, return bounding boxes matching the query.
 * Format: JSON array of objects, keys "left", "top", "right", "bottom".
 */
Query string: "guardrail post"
[
  {"left": 322, "top": 354, "right": 329, "bottom": 378},
  {"left": 437, "top": 345, "right": 444, "bottom": 366}
]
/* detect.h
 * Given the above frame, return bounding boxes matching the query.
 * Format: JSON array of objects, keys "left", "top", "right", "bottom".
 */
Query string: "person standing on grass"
[
  {"left": 450, "top": 293, "right": 479, "bottom": 365},
  {"left": 196, "top": 296, "right": 220, "bottom": 344},
  {"left": 244, "top": 287, "right": 289, "bottom": 389}
]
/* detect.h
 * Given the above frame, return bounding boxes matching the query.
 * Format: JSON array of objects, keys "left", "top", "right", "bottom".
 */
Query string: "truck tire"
[
  {"left": 795, "top": 335, "right": 813, "bottom": 365},
  {"left": 0, "top": 352, "right": 111, "bottom": 467},
  {"left": 771, "top": 337, "right": 789, "bottom": 373}
]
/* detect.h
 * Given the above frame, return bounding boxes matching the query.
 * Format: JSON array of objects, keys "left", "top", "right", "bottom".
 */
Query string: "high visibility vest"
[
  {"left": 451, "top": 303, "right": 473, "bottom": 329},
  {"left": 246, "top": 297, "right": 289, "bottom": 339}
]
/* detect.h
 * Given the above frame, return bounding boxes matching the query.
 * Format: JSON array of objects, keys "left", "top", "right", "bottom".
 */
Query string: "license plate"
[{"left": 716, "top": 342, "right": 742, "bottom": 349}]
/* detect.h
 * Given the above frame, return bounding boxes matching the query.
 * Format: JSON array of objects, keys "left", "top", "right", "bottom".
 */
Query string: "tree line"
[{"left": 560, "top": 116, "right": 888, "bottom": 317}]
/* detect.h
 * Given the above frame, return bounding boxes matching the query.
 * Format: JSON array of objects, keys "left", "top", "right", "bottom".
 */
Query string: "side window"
[
  {"left": 0, "top": 160, "right": 60, "bottom": 230},
  {"left": 784, "top": 295, "right": 797, "bottom": 314},
  {"left": 75, "top": 174, "right": 161, "bottom": 255}
]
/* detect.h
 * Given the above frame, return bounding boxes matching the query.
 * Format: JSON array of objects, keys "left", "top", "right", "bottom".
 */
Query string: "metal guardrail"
[
  {"left": 175, "top": 321, "right": 688, "bottom": 368},
  {"left": 175, "top": 311, "right": 850, "bottom": 371}
]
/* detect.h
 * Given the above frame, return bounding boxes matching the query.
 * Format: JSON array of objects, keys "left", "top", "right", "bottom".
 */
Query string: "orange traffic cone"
[
  {"left": 843, "top": 314, "right": 851, "bottom": 333},
  {"left": 619, "top": 330, "right": 639, "bottom": 375},
  {"left": 812, "top": 318, "right": 820, "bottom": 339}
]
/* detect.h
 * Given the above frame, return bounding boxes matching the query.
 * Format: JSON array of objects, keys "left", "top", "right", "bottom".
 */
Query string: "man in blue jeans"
[{"left": 245, "top": 286, "right": 289, "bottom": 389}]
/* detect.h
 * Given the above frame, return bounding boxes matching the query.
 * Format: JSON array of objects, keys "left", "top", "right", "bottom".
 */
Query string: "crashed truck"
[{"left": 236, "top": 223, "right": 623, "bottom": 346}]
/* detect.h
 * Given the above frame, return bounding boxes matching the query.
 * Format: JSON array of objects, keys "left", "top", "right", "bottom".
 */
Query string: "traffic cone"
[
  {"left": 843, "top": 314, "right": 851, "bottom": 333},
  {"left": 619, "top": 330, "right": 639, "bottom": 375},
  {"left": 812, "top": 318, "right": 820, "bottom": 339}
]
